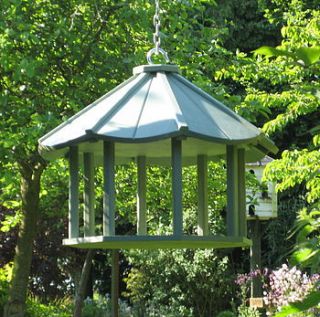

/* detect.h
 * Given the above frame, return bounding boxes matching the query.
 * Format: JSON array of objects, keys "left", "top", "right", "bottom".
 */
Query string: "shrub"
[
  {"left": 25, "top": 297, "right": 72, "bottom": 317},
  {"left": 125, "top": 249, "right": 235, "bottom": 316},
  {"left": 0, "top": 264, "right": 12, "bottom": 317},
  {"left": 82, "top": 295, "right": 132, "bottom": 317},
  {"left": 217, "top": 310, "right": 236, "bottom": 317},
  {"left": 235, "top": 264, "right": 320, "bottom": 316}
]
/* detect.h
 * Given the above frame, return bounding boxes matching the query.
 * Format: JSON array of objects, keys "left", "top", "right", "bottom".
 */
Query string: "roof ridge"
[
  {"left": 157, "top": 72, "right": 188, "bottom": 132},
  {"left": 172, "top": 73, "right": 259, "bottom": 133},
  {"left": 132, "top": 76, "right": 154, "bottom": 139},
  {"left": 168, "top": 75, "right": 231, "bottom": 140},
  {"left": 39, "top": 74, "right": 139, "bottom": 144},
  {"left": 87, "top": 73, "right": 149, "bottom": 134}
]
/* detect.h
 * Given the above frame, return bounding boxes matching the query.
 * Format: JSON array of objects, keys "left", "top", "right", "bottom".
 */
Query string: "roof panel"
[{"left": 39, "top": 64, "right": 277, "bottom": 160}]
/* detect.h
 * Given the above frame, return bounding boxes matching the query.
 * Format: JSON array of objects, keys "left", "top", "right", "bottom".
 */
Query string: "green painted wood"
[
  {"left": 63, "top": 235, "right": 252, "bottom": 249},
  {"left": 137, "top": 156, "right": 147, "bottom": 235},
  {"left": 39, "top": 65, "right": 278, "bottom": 163},
  {"left": 238, "top": 148, "right": 247, "bottom": 237},
  {"left": 103, "top": 142, "right": 115, "bottom": 236},
  {"left": 69, "top": 146, "right": 79, "bottom": 238},
  {"left": 250, "top": 220, "right": 263, "bottom": 297},
  {"left": 226, "top": 145, "right": 239, "bottom": 237},
  {"left": 133, "top": 64, "right": 179, "bottom": 75},
  {"left": 83, "top": 152, "right": 95, "bottom": 237},
  {"left": 172, "top": 138, "right": 183, "bottom": 236},
  {"left": 197, "top": 155, "right": 208, "bottom": 236},
  {"left": 111, "top": 250, "right": 120, "bottom": 317}
]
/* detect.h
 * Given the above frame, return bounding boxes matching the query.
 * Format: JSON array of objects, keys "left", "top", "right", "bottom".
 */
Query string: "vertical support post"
[
  {"left": 238, "top": 148, "right": 247, "bottom": 237},
  {"left": 172, "top": 138, "right": 183, "bottom": 236},
  {"left": 197, "top": 155, "right": 208, "bottom": 236},
  {"left": 226, "top": 145, "right": 239, "bottom": 236},
  {"left": 69, "top": 146, "right": 79, "bottom": 239},
  {"left": 84, "top": 152, "right": 95, "bottom": 237},
  {"left": 250, "top": 220, "right": 262, "bottom": 298},
  {"left": 103, "top": 141, "right": 115, "bottom": 236},
  {"left": 111, "top": 250, "right": 119, "bottom": 317},
  {"left": 137, "top": 156, "right": 147, "bottom": 235}
]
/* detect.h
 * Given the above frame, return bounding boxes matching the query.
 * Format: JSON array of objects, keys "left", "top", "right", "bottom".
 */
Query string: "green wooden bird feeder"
[{"left": 38, "top": 63, "right": 277, "bottom": 250}]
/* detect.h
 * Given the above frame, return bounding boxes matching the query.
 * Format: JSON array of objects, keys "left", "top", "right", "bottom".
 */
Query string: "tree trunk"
[
  {"left": 73, "top": 250, "right": 95, "bottom": 317},
  {"left": 3, "top": 160, "right": 44, "bottom": 317}
]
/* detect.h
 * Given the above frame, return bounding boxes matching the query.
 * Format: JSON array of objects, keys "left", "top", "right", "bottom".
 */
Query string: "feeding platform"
[{"left": 39, "top": 64, "right": 277, "bottom": 249}]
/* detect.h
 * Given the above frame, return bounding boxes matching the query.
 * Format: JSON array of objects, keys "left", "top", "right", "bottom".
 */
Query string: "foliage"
[
  {"left": 249, "top": 7, "right": 320, "bottom": 304},
  {"left": 217, "top": 311, "right": 237, "bottom": 317},
  {"left": 1, "top": 0, "right": 319, "bottom": 315},
  {"left": 236, "top": 264, "right": 319, "bottom": 316},
  {"left": 124, "top": 248, "right": 234, "bottom": 316},
  {"left": 25, "top": 297, "right": 72, "bottom": 317},
  {"left": 234, "top": 269, "right": 261, "bottom": 317},
  {"left": 237, "top": 305, "right": 261, "bottom": 317},
  {"left": 217, "top": 2, "right": 320, "bottom": 314},
  {"left": 263, "top": 190, "right": 306, "bottom": 268},
  {"left": 0, "top": 0, "right": 235, "bottom": 306},
  {"left": 119, "top": 160, "right": 236, "bottom": 316},
  {"left": 290, "top": 207, "right": 320, "bottom": 272},
  {"left": 274, "top": 291, "right": 320, "bottom": 317},
  {"left": 263, "top": 264, "right": 318, "bottom": 314},
  {"left": 0, "top": 264, "right": 12, "bottom": 317},
  {"left": 81, "top": 295, "right": 132, "bottom": 317}
]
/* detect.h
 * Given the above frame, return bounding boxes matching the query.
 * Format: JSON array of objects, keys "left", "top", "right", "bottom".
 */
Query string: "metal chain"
[
  {"left": 153, "top": 0, "right": 161, "bottom": 54},
  {"left": 146, "top": 0, "right": 170, "bottom": 64}
]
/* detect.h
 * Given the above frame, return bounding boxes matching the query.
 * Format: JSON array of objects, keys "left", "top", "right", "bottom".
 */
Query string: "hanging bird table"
[{"left": 38, "top": 2, "right": 277, "bottom": 250}]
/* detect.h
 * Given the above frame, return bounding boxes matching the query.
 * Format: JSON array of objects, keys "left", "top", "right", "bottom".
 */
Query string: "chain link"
[
  {"left": 153, "top": 0, "right": 161, "bottom": 54},
  {"left": 147, "top": 0, "right": 169, "bottom": 64}
]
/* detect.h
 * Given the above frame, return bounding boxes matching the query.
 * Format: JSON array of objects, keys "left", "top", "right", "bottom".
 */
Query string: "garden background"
[{"left": 0, "top": 0, "right": 319, "bottom": 316}]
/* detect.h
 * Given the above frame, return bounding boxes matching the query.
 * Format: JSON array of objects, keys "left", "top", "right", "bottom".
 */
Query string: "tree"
[
  {"left": 3, "top": 0, "right": 316, "bottom": 315},
  {"left": 0, "top": 0, "right": 240, "bottom": 315},
  {"left": 214, "top": 0, "right": 319, "bottom": 253},
  {"left": 216, "top": 1, "right": 320, "bottom": 315},
  {"left": 1, "top": 0, "right": 147, "bottom": 315}
]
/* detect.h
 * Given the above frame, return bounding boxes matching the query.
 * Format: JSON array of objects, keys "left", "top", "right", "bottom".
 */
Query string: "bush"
[
  {"left": 25, "top": 297, "right": 72, "bottom": 317},
  {"left": 82, "top": 295, "right": 132, "bottom": 317},
  {"left": 217, "top": 310, "right": 236, "bottom": 317},
  {"left": 0, "top": 264, "right": 12, "bottom": 317},
  {"left": 235, "top": 264, "right": 320, "bottom": 316},
  {"left": 125, "top": 249, "right": 235, "bottom": 316}
]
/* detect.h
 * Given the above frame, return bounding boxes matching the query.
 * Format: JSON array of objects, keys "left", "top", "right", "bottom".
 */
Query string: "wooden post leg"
[
  {"left": 250, "top": 220, "right": 262, "bottom": 298},
  {"left": 238, "top": 148, "right": 247, "bottom": 237},
  {"left": 137, "top": 156, "right": 147, "bottom": 235},
  {"left": 111, "top": 250, "right": 119, "bottom": 317},
  {"left": 69, "top": 146, "right": 79, "bottom": 239},
  {"left": 226, "top": 145, "right": 239, "bottom": 236},
  {"left": 197, "top": 155, "right": 208, "bottom": 236},
  {"left": 172, "top": 138, "right": 183, "bottom": 236},
  {"left": 83, "top": 152, "right": 95, "bottom": 237},
  {"left": 103, "top": 141, "right": 115, "bottom": 236}
]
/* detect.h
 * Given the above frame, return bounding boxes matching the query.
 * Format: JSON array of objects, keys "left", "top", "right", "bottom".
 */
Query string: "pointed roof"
[{"left": 39, "top": 64, "right": 277, "bottom": 164}]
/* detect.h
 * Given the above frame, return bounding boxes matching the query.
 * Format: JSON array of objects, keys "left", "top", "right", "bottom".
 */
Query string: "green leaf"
[
  {"left": 274, "top": 291, "right": 320, "bottom": 317},
  {"left": 295, "top": 47, "right": 320, "bottom": 66},
  {"left": 253, "top": 46, "right": 293, "bottom": 59},
  {"left": 291, "top": 248, "right": 315, "bottom": 265},
  {"left": 253, "top": 46, "right": 279, "bottom": 57}
]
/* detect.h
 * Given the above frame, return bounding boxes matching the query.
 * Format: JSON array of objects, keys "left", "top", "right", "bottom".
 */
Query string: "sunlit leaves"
[
  {"left": 289, "top": 207, "right": 320, "bottom": 273},
  {"left": 253, "top": 45, "right": 294, "bottom": 59},
  {"left": 0, "top": 213, "right": 22, "bottom": 233},
  {"left": 274, "top": 291, "right": 320, "bottom": 317},
  {"left": 264, "top": 150, "right": 320, "bottom": 204},
  {"left": 253, "top": 46, "right": 320, "bottom": 67}
]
